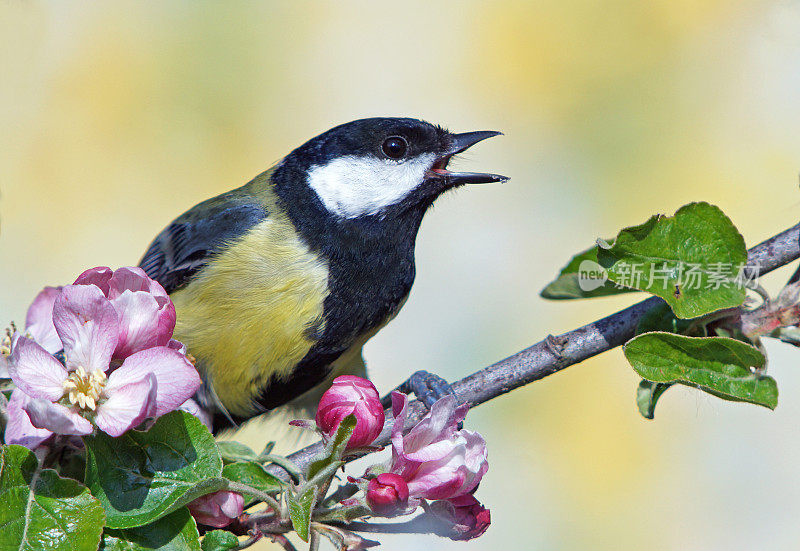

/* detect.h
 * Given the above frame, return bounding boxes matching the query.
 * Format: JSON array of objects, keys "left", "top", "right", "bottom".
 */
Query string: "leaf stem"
[
  {"left": 309, "top": 529, "right": 320, "bottom": 551},
  {"left": 226, "top": 481, "right": 282, "bottom": 515},
  {"left": 259, "top": 455, "right": 302, "bottom": 483}
]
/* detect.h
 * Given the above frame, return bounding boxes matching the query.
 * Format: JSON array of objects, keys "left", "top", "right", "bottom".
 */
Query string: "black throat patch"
[{"left": 238, "top": 160, "right": 430, "bottom": 420}]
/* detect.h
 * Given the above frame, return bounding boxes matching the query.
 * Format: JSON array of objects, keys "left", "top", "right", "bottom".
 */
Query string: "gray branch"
[{"left": 269, "top": 222, "right": 800, "bottom": 477}]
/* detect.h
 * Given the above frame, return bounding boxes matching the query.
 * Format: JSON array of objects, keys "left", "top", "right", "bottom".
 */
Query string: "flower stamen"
[
  {"left": 62, "top": 366, "right": 106, "bottom": 411},
  {"left": 1, "top": 323, "right": 15, "bottom": 356}
]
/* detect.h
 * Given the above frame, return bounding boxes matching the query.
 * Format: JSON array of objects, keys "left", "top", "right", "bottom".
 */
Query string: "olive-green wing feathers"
[{"left": 139, "top": 193, "right": 268, "bottom": 294}]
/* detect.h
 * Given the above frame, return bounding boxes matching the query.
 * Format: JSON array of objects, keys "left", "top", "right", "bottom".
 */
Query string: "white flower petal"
[
  {"left": 401, "top": 439, "right": 458, "bottom": 463},
  {"left": 4, "top": 390, "right": 53, "bottom": 448},
  {"left": 107, "top": 267, "right": 156, "bottom": 298},
  {"left": 25, "top": 286, "right": 62, "bottom": 353},
  {"left": 24, "top": 398, "right": 93, "bottom": 435},
  {"left": 404, "top": 394, "right": 459, "bottom": 451},
  {"left": 461, "top": 430, "right": 489, "bottom": 471},
  {"left": 73, "top": 266, "right": 113, "bottom": 295},
  {"left": 405, "top": 447, "right": 467, "bottom": 500},
  {"left": 215, "top": 491, "right": 244, "bottom": 518},
  {"left": 391, "top": 391, "right": 409, "bottom": 443},
  {"left": 8, "top": 337, "right": 67, "bottom": 401},
  {"left": 53, "top": 284, "right": 118, "bottom": 372},
  {"left": 167, "top": 339, "right": 187, "bottom": 354},
  {"left": 110, "top": 346, "right": 201, "bottom": 418},
  {"left": 0, "top": 354, "right": 9, "bottom": 379},
  {"left": 95, "top": 373, "right": 156, "bottom": 437},
  {"left": 111, "top": 290, "right": 162, "bottom": 357}
]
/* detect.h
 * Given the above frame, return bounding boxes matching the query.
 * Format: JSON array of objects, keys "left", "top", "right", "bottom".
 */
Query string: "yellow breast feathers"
[{"left": 169, "top": 214, "right": 329, "bottom": 417}]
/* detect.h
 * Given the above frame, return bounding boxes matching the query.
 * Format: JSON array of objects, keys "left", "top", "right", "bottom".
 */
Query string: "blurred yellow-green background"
[{"left": 3, "top": 2, "right": 800, "bottom": 550}]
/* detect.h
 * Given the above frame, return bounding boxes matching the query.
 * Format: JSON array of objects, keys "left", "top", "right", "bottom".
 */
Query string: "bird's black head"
[{"left": 278, "top": 117, "right": 507, "bottom": 220}]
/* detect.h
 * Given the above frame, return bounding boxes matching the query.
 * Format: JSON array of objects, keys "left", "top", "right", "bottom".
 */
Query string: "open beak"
[{"left": 428, "top": 130, "right": 508, "bottom": 185}]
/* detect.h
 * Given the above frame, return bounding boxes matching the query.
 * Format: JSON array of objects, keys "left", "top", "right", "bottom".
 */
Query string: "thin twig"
[
  {"left": 268, "top": 222, "right": 800, "bottom": 478},
  {"left": 236, "top": 532, "right": 263, "bottom": 550},
  {"left": 267, "top": 534, "right": 299, "bottom": 551}
]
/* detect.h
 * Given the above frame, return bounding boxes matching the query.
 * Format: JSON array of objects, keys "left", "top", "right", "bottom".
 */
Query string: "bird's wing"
[{"left": 139, "top": 191, "right": 269, "bottom": 294}]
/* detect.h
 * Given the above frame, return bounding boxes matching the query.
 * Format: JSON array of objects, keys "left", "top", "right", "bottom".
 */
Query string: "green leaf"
[
  {"left": 307, "top": 414, "right": 356, "bottom": 481},
  {"left": 598, "top": 202, "right": 748, "bottom": 318},
  {"left": 257, "top": 455, "right": 302, "bottom": 484},
  {"left": 200, "top": 530, "right": 239, "bottom": 551},
  {"left": 216, "top": 441, "right": 259, "bottom": 464},
  {"left": 636, "top": 380, "right": 674, "bottom": 419},
  {"left": 289, "top": 417, "right": 354, "bottom": 541},
  {"left": 624, "top": 332, "right": 777, "bottom": 409},
  {"left": 636, "top": 302, "right": 700, "bottom": 336},
  {"left": 287, "top": 485, "right": 317, "bottom": 542},
  {"left": 84, "top": 411, "right": 226, "bottom": 529},
  {"left": 101, "top": 508, "right": 201, "bottom": 551},
  {"left": 314, "top": 503, "right": 372, "bottom": 523},
  {"left": 222, "top": 462, "right": 283, "bottom": 500},
  {"left": 0, "top": 444, "right": 105, "bottom": 551},
  {"left": 541, "top": 245, "right": 637, "bottom": 299}
]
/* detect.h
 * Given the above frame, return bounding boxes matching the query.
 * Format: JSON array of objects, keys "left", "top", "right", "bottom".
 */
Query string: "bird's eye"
[{"left": 381, "top": 136, "right": 408, "bottom": 160}]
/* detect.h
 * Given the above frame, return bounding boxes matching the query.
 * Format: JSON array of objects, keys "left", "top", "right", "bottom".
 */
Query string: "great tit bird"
[{"left": 139, "top": 117, "right": 506, "bottom": 431}]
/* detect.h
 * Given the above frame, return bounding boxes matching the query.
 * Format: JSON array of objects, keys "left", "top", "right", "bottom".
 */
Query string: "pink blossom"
[
  {"left": 7, "top": 284, "right": 200, "bottom": 437},
  {"left": 428, "top": 494, "right": 491, "bottom": 541},
  {"left": 3, "top": 389, "right": 53, "bottom": 449},
  {"left": 0, "top": 286, "right": 63, "bottom": 377},
  {"left": 389, "top": 392, "right": 488, "bottom": 501},
  {"left": 188, "top": 491, "right": 244, "bottom": 528},
  {"left": 316, "top": 376, "right": 384, "bottom": 448},
  {"left": 73, "top": 267, "right": 176, "bottom": 359},
  {"left": 24, "top": 286, "right": 63, "bottom": 354},
  {"left": 366, "top": 473, "right": 410, "bottom": 517},
  {"left": 163, "top": 342, "right": 212, "bottom": 429}
]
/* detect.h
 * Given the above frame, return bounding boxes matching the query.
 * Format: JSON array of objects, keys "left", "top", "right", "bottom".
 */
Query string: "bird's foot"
[{"left": 381, "top": 370, "right": 458, "bottom": 410}]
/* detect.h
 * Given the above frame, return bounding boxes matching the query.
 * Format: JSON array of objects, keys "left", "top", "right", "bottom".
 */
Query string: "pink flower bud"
[
  {"left": 366, "top": 473, "right": 409, "bottom": 516},
  {"left": 315, "top": 376, "right": 384, "bottom": 448},
  {"left": 429, "top": 494, "right": 491, "bottom": 541},
  {"left": 187, "top": 490, "right": 244, "bottom": 528}
]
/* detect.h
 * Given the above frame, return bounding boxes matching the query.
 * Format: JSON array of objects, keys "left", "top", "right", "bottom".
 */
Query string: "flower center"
[
  {"left": 0, "top": 323, "right": 15, "bottom": 356},
  {"left": 62, "top": 366, "right": 106, "bottom": 411}
]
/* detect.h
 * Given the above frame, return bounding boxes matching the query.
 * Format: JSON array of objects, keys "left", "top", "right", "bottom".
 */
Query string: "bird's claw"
[{"left": 381, "top": 370, "right": 458, "bottom": 410}]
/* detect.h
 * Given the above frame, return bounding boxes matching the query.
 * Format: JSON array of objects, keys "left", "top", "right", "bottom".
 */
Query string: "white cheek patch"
[{"left": 306, "top": 154, "right": 436, "bottom": 218}]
